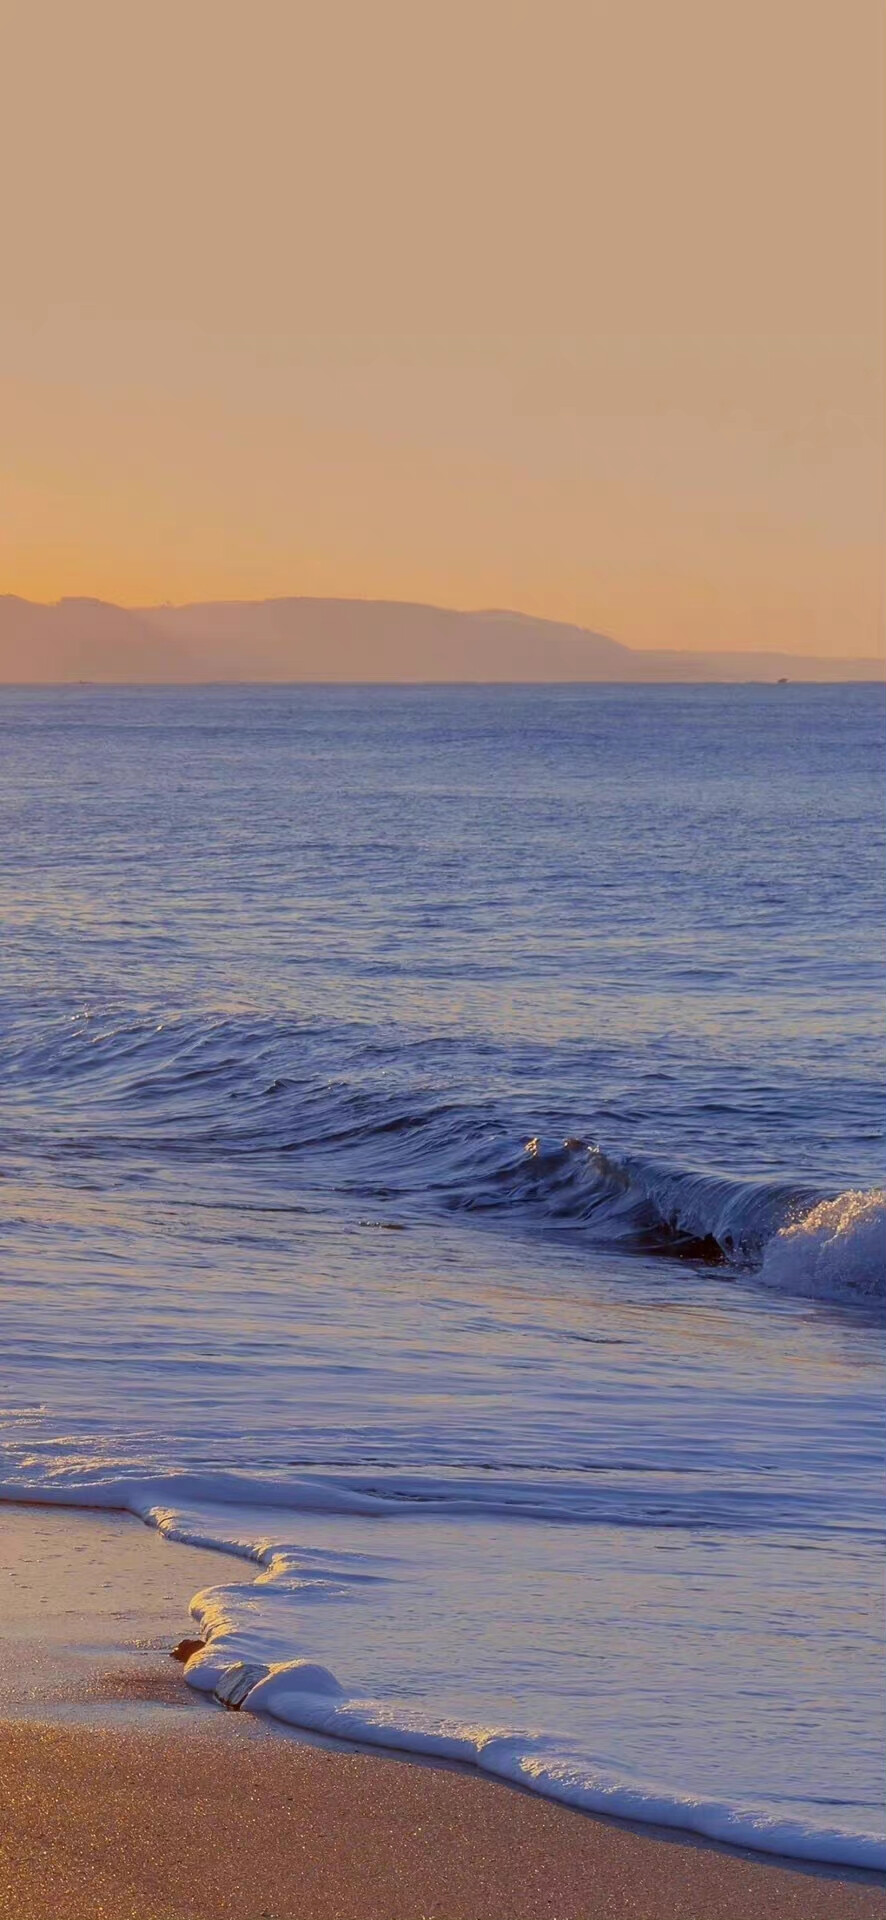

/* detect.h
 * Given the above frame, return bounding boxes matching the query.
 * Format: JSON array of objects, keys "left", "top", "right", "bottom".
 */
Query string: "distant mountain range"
[{"left": 0, "top": 596, "right": 882, "bottom": 683}]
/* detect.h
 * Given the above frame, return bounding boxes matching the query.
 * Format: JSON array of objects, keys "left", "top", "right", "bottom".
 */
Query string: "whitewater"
[{"left": 1, "top": 682, "right": 884, "bottom": 1869}]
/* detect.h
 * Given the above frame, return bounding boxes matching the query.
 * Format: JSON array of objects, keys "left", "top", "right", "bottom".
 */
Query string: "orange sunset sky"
[{"left": 1, "top": 0, "right": 883, "bottom": 659}]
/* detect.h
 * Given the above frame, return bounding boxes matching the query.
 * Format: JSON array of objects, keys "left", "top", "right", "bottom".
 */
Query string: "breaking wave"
[
  {"left": 490, "top": 1141, "right": 886, "bottom": 1302},
  {"left": 3, "top": 1008, "right": 883, "bottom": 1304},
  {"left": 757, "top": 1188, "right": 886, "bottom": 1302}
]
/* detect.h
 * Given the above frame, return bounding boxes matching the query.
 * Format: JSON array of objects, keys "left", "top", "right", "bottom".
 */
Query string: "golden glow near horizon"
[{"left": 1, "top": 0, "right": 883, "bottom": 658}]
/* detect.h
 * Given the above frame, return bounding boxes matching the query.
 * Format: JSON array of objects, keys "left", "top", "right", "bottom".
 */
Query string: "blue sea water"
[{"left": 0, "top": 682, "right": 884, "bottom": 1864}]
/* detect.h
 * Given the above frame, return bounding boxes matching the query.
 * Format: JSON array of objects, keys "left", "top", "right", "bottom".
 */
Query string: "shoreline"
[{"left": 1, "top": 1504, "right": 884, "bottom": 1919}]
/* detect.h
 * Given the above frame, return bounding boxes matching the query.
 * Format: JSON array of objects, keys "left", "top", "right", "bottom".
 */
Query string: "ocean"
[{"left": 1, "top": 681, "right": 884, "bottom": 1867}]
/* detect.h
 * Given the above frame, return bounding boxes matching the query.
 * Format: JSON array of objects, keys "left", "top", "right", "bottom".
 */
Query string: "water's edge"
[{"left": 3, "top": 1479, "right": 883, "bottom": 1873}]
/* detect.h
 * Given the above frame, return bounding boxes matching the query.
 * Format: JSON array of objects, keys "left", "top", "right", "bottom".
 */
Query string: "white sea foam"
[
  {"left": 2, "top": 1467, "right": 884, "bottom": 1871},
  {"left": 1, "top": 1196, "right": 883, "bottom": 1880},
  {"left": 759, "top": 1189, "right": 886, "bottom": 1302},
  {"left": 176, "top": 1549, "right": 886, "bottom": 1870}
]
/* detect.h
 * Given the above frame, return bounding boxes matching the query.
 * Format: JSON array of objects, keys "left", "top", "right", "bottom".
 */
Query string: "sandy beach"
[{"left": 1, "top": 1505, "right": 883, "bottom": 1920}]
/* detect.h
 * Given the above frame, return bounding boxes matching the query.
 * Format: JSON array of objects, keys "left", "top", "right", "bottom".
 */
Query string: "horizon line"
[{"left": 3, "top": 678, "right": 884, "bottom": 692}]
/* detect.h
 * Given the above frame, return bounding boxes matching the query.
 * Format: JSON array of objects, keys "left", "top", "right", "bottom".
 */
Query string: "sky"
[{"left": 1, "top": 0, "right": 883, "bottom": 659}]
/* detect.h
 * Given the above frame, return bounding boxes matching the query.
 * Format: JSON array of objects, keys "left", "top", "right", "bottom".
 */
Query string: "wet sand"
[
  {"left": 0, "top": 1502, "right": 242, "bottom": 1718},
  {"left": 1, "top": 1504, "right": 884, "bottom": 1920}
]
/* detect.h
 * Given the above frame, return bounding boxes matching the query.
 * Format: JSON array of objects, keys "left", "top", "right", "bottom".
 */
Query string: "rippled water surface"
[{"left": 1, "top": 683, "right": 884, "bottom": 1863}]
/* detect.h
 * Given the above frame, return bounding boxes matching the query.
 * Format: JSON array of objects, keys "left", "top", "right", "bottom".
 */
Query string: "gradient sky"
[{"left": 1, "top": 0, "right": 883, "bottom": 657}]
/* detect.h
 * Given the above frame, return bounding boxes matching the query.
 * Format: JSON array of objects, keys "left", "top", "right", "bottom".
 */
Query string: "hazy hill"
[{"left": 0, "top": 595, "right": 882, "bottom": 683}]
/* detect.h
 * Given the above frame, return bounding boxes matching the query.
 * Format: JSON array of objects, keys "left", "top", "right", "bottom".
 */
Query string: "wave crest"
[
  {"left": 758, "top": 1189, "right": 886, "bottom": 1302},
  {"left": 4, "top": 1009, "right": 882, "bottom": 1303},
  {"left": 483, "top": 1141, "right": 885, "bottom": 1302}
]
